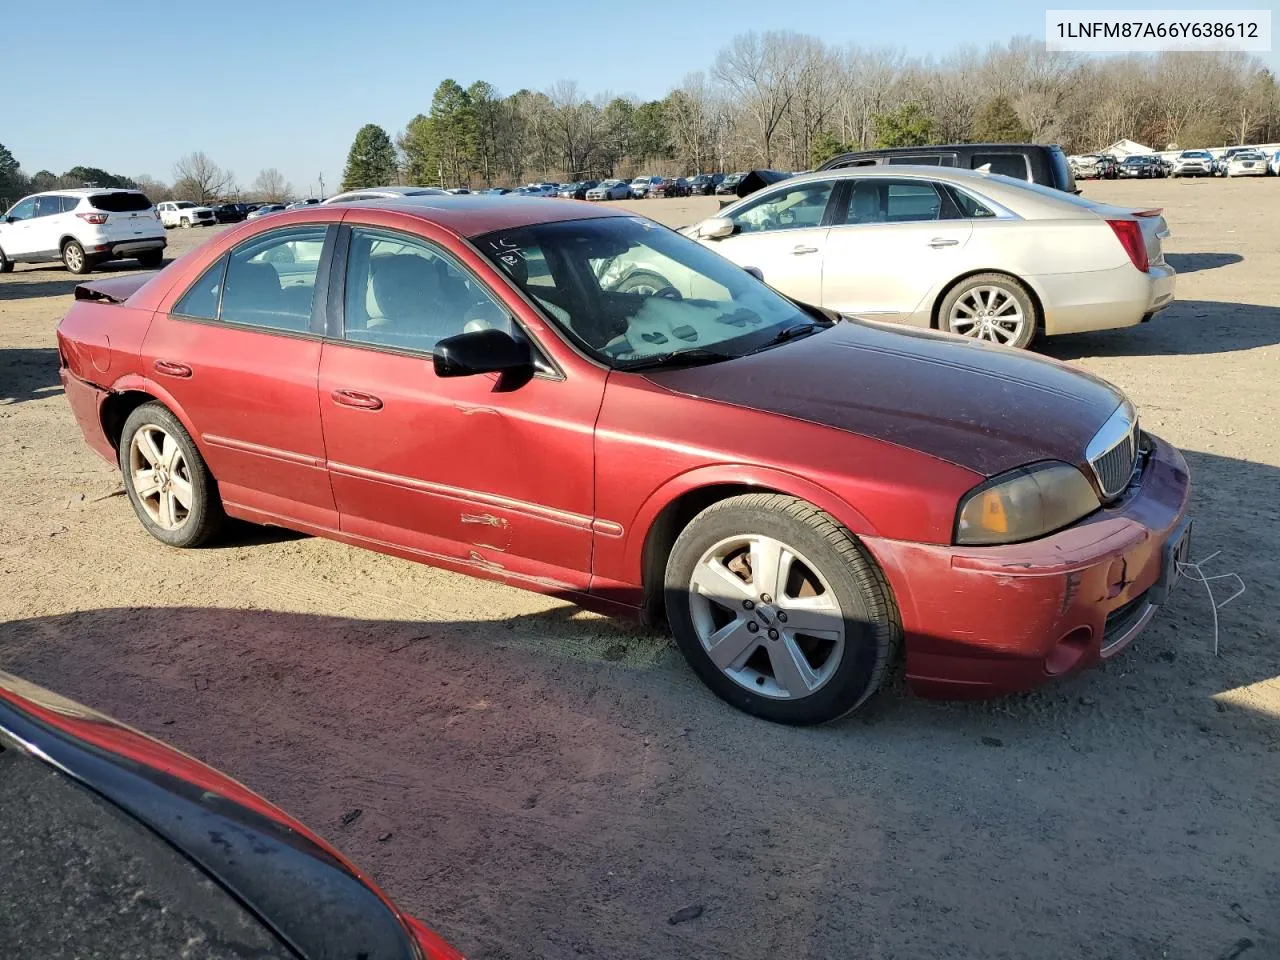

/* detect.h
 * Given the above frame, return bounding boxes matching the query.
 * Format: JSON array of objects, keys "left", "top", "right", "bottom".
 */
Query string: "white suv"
[
  {"left": 157, "top": 200, "right": 216, "bottom": 229},
  {"left": 0, "top": 189, "right": 166, "bottom": 275}
]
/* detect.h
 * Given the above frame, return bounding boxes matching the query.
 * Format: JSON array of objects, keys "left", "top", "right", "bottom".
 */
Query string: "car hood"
[{"left": 643, "top": 320, "right": 1125, "bottom": 478}]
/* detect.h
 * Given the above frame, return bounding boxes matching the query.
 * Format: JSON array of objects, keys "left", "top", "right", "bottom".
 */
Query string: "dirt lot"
[{"left": 2, "top": 183, "right": 1278, "bottom": 959}]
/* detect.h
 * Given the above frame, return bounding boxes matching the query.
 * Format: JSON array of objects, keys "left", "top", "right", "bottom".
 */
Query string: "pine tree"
[
  {"left": 341, "top": 124, "right": 398, "bottom": 191},
  {"left": 972, "top": 97, "right": 1032, "bottom": 143}
]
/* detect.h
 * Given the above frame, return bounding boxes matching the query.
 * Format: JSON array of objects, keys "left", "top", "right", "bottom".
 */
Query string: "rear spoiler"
[{"left": 73, "top": 273, "right": 156, "bottom": 304}]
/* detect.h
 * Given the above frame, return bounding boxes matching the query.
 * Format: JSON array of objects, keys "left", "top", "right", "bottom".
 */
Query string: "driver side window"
[
  {"left": 730, "top": 181, "right": 835, "bottom": 235},
  {"left": 5, "top": 197, "right": 36, "bottom": 221},
  {"left": 343, "top": 227, "right": 513, "bottom": 352}
]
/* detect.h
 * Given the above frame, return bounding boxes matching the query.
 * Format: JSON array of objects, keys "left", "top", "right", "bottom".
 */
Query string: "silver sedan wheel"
[
  {"left": 947, "top": 285, "right": 1026, "bottom": 344},
  {"left": 687, "top": 534, "right": 846, "bottom": 700},
  {"left": 128, "top": 425, "right": 195, "bottom": 531}
]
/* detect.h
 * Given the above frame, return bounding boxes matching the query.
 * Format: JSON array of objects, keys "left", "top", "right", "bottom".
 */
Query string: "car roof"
[
  {"left": 32, "top": 187, "right": 144, "bottom": 197},
  {"left": 330, "top": 194, "right": 633, "bottom": 237}
]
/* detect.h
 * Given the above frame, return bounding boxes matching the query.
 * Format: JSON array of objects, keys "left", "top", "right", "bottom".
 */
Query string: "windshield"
[
  {"left": 175, "top": 201, "right": 196, "bottom": 208},
  {"left": 474, "top": 216, "right": 818, "bottom": 368},
  {"left": 1183, "top": 152, "right": 1210, "bottom": 159}
]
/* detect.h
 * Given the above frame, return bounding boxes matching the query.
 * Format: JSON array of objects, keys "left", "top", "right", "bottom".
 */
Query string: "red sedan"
[{"left": 57, "top": 197, "right": 1191, "bottom": 725}]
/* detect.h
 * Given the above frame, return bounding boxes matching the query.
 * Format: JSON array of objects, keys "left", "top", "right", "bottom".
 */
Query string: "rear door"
[
  {"left": 703, "top": 178, "right": 839, "bottom": 307},
  {"left": 32, "top": 195, "right": 70, "bottom": 257},
  {"left": 820, "top": 177, "right": 972, "bottom": 321},
  {"left": 141, "top": 223, "right": 338, "bottom": 529}
]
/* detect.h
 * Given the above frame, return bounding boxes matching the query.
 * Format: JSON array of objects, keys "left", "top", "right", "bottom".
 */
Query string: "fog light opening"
[{"left": 1045, "top": 626, "right": 1092, "bottom": 676}]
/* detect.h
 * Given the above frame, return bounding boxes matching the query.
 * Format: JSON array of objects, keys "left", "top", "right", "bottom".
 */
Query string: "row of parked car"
[{"left": 1072, "top": 148, "right": 1280, "bottom": 180}]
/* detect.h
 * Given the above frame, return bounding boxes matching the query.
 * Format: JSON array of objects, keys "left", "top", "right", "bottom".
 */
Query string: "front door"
[
  {"left": 0, "top": 197, "right": 39, "bottom": 259},
  {"left": 317, "top": 225, "right": 603, "bottom": 591},
  {"left": 141, "top": 223, "right": 337, "bottom": 528},
  {"left": 701, "top": 178, "right": 839, "bottom": 307},
  {"left": 820, "top": 177, "right": 972, "bottom": 321}
]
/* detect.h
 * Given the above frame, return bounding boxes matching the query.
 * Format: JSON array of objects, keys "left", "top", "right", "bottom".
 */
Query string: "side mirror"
[
  {"left": 433, "top": 327, "right": 533, "bottom": 379},
  {"left": 744, "top": 266, "right": 764, "bottom": 281},
  {"left": 694, "top": 217, "right": 735, "bottom": 240}
]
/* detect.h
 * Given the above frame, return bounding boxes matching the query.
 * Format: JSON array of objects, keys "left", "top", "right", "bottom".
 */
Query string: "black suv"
[{"left": 817, "top": 143, "right": 1077, "bottom": 193}]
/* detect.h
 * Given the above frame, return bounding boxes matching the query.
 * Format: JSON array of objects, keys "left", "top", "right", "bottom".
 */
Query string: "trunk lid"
[{"left": 74, "top": 274, "right": 155, "bottom": 304}]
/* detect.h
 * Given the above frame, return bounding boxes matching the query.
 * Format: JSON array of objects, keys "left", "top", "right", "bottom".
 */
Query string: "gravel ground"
[{"left": 1, "top": 182, "right": 1278, "bottom": 959}]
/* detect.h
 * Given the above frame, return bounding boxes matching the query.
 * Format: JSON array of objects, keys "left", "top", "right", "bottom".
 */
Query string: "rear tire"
[
  {"left": 119, "top": 402, "right": 223, "bottom": 548},
  {"left": 62, "top": 240, "right": 92, "bottom": 275},
  {"left": 664, "top": 493, "right": 900, "bottom": 725},
  {"left": 939, "top": 272, "right": 1037, "bottom": 349},
  {"left": 136, "top": 250, "right": 164, "bottom": 269},
  {"left": 0, "top": 248, "right": 12, "bottom": 273}
]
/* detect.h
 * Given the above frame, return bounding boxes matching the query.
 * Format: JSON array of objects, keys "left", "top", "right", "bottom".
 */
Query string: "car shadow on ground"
[
  {"left": 1164, "top": 252, "right": 1243, "bottom": 274},
  {"left": 0, "top": 260, "right": 161, "bottom": 301},
  {"left": 0, "top": 348, "right": 62, "bottom": 404},
  {"left": 1040, "top": 299, "right": 1280, "bottom": 358}
]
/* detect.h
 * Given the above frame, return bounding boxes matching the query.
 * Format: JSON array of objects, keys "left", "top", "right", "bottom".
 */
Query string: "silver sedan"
[
  {"left": 586, "top": 179, "right": 631, "bottom": 201},
  {"left": 684, "top": 166, "right": 1175, "bottom": 349}
]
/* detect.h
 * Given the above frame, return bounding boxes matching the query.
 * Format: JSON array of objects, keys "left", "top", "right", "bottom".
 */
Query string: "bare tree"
[
  {"left": 714, "top": 31, "right": 807, "bottom": 167},
  {"left": 171, "top": 152, "right": 233, "bottom": 203},
  {"left": 252, "top": 168, "right": 292, "bottom": 203}
]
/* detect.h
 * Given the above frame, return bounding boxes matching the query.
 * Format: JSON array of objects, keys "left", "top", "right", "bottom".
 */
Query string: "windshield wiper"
[
  {"left": 747, "top": 320, "right": 829, "bottom": 354},
  {"left": 614, "top": 348, "right": 734, "bottom": 371}
]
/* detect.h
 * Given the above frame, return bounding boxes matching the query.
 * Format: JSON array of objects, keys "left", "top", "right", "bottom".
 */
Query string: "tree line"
[
  {"left": 4, "top": 33, "right": 1276, "bottom": 207},
  {"left": 337, "top": 33, "right": 1278, "bottom": 190}
]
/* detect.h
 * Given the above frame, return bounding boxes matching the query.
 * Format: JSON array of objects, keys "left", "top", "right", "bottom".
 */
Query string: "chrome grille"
[{"left": 1087, "top": 415, "right": 1139, "bottom": 501}]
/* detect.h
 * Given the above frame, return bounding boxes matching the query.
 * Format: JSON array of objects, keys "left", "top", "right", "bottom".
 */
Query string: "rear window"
[
  {"left": 887, "top": 155, "right": 951, "bottom": 166},
  {"left": 90, "top": 192, "right": 152, "bottom": 212}
]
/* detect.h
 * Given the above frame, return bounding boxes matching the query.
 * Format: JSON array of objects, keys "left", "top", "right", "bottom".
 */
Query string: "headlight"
[{"left": 954, "top": 461, "right": 1099, "bottom": 546}]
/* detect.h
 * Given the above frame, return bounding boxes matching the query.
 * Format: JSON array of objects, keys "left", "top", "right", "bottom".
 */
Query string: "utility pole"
[{"left": 318, "top": 173, "right": 325, "bottom": 198}]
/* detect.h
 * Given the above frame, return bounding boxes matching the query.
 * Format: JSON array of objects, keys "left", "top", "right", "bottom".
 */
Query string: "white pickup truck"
[{"left": 157, "top": 200, "right": 216, "bottom": 228}]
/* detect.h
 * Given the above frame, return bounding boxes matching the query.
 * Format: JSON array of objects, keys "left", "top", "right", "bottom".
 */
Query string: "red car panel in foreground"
[{"left": 56, "top": 196, "right": 1191, "bottom": 724}]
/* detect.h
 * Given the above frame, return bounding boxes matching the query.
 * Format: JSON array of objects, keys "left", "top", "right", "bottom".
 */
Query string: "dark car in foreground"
[
  {"left": 818, "top": 143, "right": 1078, "bottom": 193},
  {"left": 0, "top": 671, "right": 463, "bottom": 959},
  {"left": 56, "top": 196, "right": 1191, "bottom": 725}
]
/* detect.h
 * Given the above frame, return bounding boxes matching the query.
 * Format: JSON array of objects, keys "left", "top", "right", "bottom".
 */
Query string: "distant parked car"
[
  {"left": 324, "top": 186, "right": 446, "bottom": 204},
  {"left": 0, "top": 188, "right": 166, "bottom": 274},
  {"left": 686, "top": 165, "right": 1174, "bottom": 348},
  {"left": 1070, "top": 155, "right": 1106, "bottom": 179},
  {"left": 1117, "top": 156, "right": 1164, "bottom": 179},
  {"left": 0, "top": 671, "right": 465, "bottom": 960},
  {"left": 287, "top": 198, "right": 322, "bottom": 209},
  {"left": 245, "top": 203, "right": 287, "bottom": 219},
  {"left": 483, "top": 187, "right": 513, "bottom": 195},
  {"left": 1170, "top": 150, "right": 1214, "bottom": 177},
  {"left": 653, "top": 177, "right": 690, "bottom": 198},
  {"left": 211, "top": 202, "right": 251, "bottom": 223},
  {"left": 1270, "top": 150, "right": 1280, "bottom": 176},
  {"left": 585, "top": 179, "right": 630, "bottom": 200},
  {"left": 630, "top": 175, "right": 663, "bottom": 198},
  {"left": 1226, "top": 150, "right": 1267, "bottom": 177},
  {"left": 818, "top": 143, "right": 1079, "bottom": 193},
  {"left": 688, "top": 173, "right": 725, "bottom": 195},
  {"left": 1213, "top": 147, "right": 1252, "bottom": 176},
  {"left": 715, "top": 173, "right": 746, "bottom": 195},
  {"left": 445, "top": 187, "right": 471, "bottom": 195},
  {"left": 556, "top": 183, "right": 579, "bottom": 199},
  {"left": 520, "top": 183, "right": 559, "bottom": 198},
  {"left": 158, "top": 200, "right": 216, "bottom": 229}
]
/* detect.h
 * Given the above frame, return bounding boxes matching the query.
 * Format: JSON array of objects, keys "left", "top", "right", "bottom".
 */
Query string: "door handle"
[
  {"left": 792, "top": 245, "right": 819, "bottom": 255},
  {"left": 330, "top": 388, "right": 384, "bottom": 411},
  {"left": 928, "top": 238, "right": 960, "bottom": 248},
  {"left": 153, "top": 359, "right": 192, "bottom": 378}
]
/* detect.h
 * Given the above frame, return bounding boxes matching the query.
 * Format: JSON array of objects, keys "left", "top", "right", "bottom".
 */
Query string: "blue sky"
[{"left": 6, "top": 0, "right": 1275, "bottom": 194}]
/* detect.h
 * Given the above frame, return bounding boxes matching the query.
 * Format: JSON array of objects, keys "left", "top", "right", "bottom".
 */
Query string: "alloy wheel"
[
  {"left": 63, "top": 245, "right": 83, "bottom": 272},
  {"left": 687, "top": 534, "right": 846, "bottom": 700},
  {"left": 947, "top": 285, "right": 1026, "bottom": 344},
  {"left": 128, "top": 425, "right": 195, "bottom": 531}
]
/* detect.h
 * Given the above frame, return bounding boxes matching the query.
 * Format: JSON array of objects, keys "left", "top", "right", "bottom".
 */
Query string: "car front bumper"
[
  {"left": 863, "top": 434, "right": 1191, "bottom": 699},
  {"left": 1228, "top": 166, "right": 1266, "bottom": 176}
]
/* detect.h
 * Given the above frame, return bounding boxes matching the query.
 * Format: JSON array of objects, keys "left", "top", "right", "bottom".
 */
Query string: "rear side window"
[
  {"left": 173, "top": 255, "right": 228, "bottom": 320},
  {"left": 972, "top": 153, "right": 1030, "bottom": 180},
  {"left": 34, "top": 196, "right": 64, "bottom": 217},
  {"left": 885, "top": 182, "right": 943, "bottom": 221},
  {"left": 887, "top": 155, "right": 954, "bottom": 166},
  {"left": 220, "top": 226, "right": 328, "bottom": 332},
  {"left": 947, "top": 188, "right": 996, "bottom": 218},
  {"left": 60, "top": 196, "right": 81, "bottom": 213},
  {"left": 90, "top": 192, "right": 152, "bottom": 212},
  {"left": 843, "top": 179, "right": 951, "bottom": 224}
]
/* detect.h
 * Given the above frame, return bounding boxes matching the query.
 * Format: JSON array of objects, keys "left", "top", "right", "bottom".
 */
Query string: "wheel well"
[
  {"left": 60, "top": 235, "right": 80, "bottom": 251},
  {"left": 640, "top": 483, "right": 776, "bottom": 627},
  {"left": 930, "top": 269, "right": 1046, "bottom": 333},
  {"left": 101, "top": 390, "right": 158, "bottom": 451}
]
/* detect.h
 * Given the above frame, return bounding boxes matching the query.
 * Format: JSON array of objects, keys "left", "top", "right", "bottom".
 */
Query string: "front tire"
[
  {"left": 180, "top": 217, "right": 191, "bottom": 228},
  {"left": 62, "top": 240, "right": 92, "bottom": 275},
  {"left": 664, "top": 493, "right": 900, "bottom": 725},
  {"left": 119, "top": 402, "right": 223, "bottom": 548},
  {"left": 939, "top": 272, "right": 1038, "bottom": 349}
]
